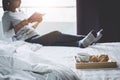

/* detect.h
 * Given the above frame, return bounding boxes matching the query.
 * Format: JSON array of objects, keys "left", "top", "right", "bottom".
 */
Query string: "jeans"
[{"left": 25, "top": 31, "right": 85, "bottom": 47}]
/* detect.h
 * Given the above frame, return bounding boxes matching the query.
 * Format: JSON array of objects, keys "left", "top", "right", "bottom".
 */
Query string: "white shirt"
[{"left": 2, "top": 11, "right": 39, "bottom": 41}]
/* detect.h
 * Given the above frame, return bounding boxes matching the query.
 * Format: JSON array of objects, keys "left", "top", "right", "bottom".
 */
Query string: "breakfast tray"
[{"left": 75, "top": 56, "right": 117, "bottom": 69}]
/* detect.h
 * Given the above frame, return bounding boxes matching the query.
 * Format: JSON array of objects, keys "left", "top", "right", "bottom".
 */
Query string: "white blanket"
[
  {"left": 0, "top": 41, "right": 79, "bottom": 80},
  {"left": 1, "top": 40, "right": 120, "bottom": 80},
  {"left": 34, "top": 42, "right": 120, "bottom": 80}
]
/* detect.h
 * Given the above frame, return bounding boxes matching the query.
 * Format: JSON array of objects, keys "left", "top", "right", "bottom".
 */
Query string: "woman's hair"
[
  {"left": 2, "top": 0, "right": 21, "bottom": 11},
  {"left": 2, "top": 0, "right": 10, "bottom": 11}
]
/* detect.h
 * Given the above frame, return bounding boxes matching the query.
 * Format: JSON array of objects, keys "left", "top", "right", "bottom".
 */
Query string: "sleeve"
[{"left": 2, "top": 12, "right": 15, "bottom": 39}]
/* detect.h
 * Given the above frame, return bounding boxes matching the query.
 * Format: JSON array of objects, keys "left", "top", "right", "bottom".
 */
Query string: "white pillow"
[
  {"left": 11, "top": 41, "right": 42, "bottom": 51},
  {"left": 0, "top": 55, "right": 32, "bottom": 71},
  {"left": 0, "top": 40, "right": 9, "bottom": 44},
  {"left": 0, "top": 44, "right": 16, "bottom": 56}
]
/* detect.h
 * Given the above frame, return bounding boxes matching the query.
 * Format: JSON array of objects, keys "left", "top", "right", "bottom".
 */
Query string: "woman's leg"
[
  {"left": 25, "top": 30, "right": 103, "bottom": 48},
  {"left": 25, "top": 31, "right": 85, "bottom": 46}
]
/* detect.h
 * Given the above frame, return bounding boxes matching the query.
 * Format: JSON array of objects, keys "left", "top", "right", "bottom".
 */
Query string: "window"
[
  {"left": 20, "top": 0, "right": 76, "bottom": 22},
  {"left": 0, "top": 0, "right": 77, "bottom": 34}
]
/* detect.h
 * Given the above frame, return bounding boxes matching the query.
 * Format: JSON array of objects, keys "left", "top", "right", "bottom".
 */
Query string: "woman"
[{"left": 2, "top": 0, "right": 103, "bottom": 48}]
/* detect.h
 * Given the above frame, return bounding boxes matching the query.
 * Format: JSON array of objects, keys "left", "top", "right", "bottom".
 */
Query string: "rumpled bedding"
[
  {"left": 34, "top": 42, "right": 120, "bottom": 80},
  {"left": 0, "top": 40, "right": 79, "bottom": 80}
]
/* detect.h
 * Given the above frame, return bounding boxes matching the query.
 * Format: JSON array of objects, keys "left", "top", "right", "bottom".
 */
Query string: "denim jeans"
[{"left": 25, "top": 31, "right": 85, "bottom": 47}]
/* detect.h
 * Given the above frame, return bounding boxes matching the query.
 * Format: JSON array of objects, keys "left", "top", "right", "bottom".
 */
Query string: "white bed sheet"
[{"left": 34, "top": 42, "right": 120, "bottom": 80}]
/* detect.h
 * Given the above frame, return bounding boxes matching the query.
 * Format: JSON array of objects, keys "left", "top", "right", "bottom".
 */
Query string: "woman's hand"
[{"left": 28, "top": 12, "right": 43, "bottom": 23}]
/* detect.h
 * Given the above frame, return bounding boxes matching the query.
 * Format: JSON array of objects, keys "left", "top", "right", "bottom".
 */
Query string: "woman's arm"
[{"left": 14, "top": 19, "right": 30, "bottom": 33}]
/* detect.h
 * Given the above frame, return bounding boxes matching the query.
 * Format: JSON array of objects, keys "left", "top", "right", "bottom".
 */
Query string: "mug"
[{"left": 77, "top": 53, "right": 90, "bottom": 62}]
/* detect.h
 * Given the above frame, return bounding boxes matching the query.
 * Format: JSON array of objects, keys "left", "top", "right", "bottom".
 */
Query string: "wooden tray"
[{"left": 75, "top": 56, "right": 117, "bottom": 69}]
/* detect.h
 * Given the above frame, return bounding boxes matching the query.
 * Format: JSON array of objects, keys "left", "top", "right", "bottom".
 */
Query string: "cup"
[{"left": 77, "top": 53, "right": 90, "bottom": 62}]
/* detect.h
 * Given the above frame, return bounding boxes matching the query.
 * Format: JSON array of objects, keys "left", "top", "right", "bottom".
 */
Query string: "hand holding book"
[{"left": 28, "top": 12, "right": 44, "bottom": 23}]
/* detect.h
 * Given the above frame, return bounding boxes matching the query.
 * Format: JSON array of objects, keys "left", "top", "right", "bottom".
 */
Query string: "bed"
[{"left": 0, "top": 40, "right": 120, "bottom": 80}]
